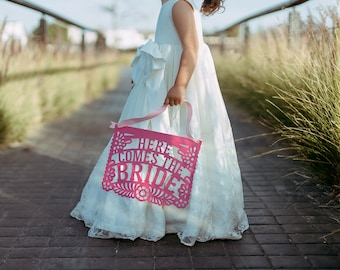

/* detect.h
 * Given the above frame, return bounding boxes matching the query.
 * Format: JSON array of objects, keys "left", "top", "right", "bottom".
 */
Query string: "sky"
[{"left": 0, "top": 0, "right": 338, "bottom": 34}]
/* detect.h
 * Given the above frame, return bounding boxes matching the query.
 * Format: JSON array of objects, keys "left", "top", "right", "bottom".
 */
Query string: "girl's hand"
[{"left": 164, "top": 85, "right": 186, "bottom": 106}]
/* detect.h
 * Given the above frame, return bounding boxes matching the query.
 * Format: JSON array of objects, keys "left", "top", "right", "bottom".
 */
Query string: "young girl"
[{"left": 71, "top": 0, "right": 249, "bottom": 247}]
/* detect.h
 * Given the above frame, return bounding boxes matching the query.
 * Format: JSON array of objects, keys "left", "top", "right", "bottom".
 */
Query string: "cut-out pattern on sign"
[{"left": 102, "top": 125, "right": 202, "bottom": 208}]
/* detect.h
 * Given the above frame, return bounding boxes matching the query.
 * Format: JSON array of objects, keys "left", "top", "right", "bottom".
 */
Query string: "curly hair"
[{"left": 201, "top": 0, "right": 225, "bottom": 15}]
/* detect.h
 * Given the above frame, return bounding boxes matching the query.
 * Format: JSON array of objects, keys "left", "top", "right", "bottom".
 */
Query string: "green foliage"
[
  {"left": 215, "top": 11, "right": 340, "bottom": 199},
  {"left": 0, "top": 48, "right": 123, "bottom": 146}
]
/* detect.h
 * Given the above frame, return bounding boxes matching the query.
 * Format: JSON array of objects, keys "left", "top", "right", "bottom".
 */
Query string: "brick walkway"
[{"left": 0, "top": 68, "right": 339, "bottom": 269}]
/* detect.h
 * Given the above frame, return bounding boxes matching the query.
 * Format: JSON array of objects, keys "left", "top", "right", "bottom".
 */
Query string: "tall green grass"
[
  {"left": 216, "top": 10, "right": 340, "bottom": 199},
  {"left": 0, "top": 44, "right": 127, "bottom": 146}
]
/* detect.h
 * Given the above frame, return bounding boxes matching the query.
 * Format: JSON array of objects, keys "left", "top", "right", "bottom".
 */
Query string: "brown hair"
[{"left": 201, "top": 0, "right": 225, "bottom": 15}]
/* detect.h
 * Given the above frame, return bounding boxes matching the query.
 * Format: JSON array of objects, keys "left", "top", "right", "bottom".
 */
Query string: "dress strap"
[
  {"left": 184, "top": 0, "right": 198, "bottom": 10},
  {"left": 166, "top": 0, "right": 197, "bottom": 10}
]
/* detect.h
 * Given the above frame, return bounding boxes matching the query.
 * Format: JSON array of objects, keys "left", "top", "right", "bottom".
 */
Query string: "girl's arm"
[{"left": 164, "top": 0, "right": 199, "bottom": 106}]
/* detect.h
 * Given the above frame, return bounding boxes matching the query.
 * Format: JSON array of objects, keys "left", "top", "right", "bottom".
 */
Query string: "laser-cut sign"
[{"left": 102, "top": 123, "right": 202, "bottom": 209}]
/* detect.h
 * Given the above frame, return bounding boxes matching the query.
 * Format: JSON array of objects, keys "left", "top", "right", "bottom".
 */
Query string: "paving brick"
[
  {"left": 43, "top": 247, "right": 84, "bottom": 258},
  {"left": 254, "top": 234, "right": 292, "bottom": 244},
  {"left": 293, "top": 202, "right": 323, "bottom": 209},
  {"left": 155, "top": 256, "right": 192, "bottom": 269},
  {"left": 250, "top": 225, "right": 285, "bottom": 234},
  {"left": 242, "top": 196, "right": 261, "bottom": 202},
  {"left": 0, "top": 237, "right": 17, "bottom": 248},
  {"left": 282, "top": 224, "right": 324, "bottom": 234},
  {"left": 153, "top": 245, "right": 189, "bottom": 257},
  {"left": 49, "top": 236, "right": 115, "bottom": 248},
  {"left": 248, "top": 185, "right": 278, "bottom": 191},
  {"left": 245, "top": 208, "right": 272, "bottom": 216},
  {"left": 308, "top": 255, "right": 340, "bottom": 269},
  {"left": 192, "top": 256, "right": 232, "bottom": 269},
  {"left": 0, "top": 227, "right": 24, "bottom": 237},
  {"left": 52, "top": 226, "right": 88, "bottom": 236},
  {"left": 296, "top": 208, "right": 335, "bottom": 216},
  {"left": 1, "top": 258, "right": 43, "bottom": 270},
  {"left": 288, "top": 233, "right": 330, "bottom": 244},
  {"left": 259, "top": 195, "right": 288, "bottom": 202},
  {"left": 8, "top": 247, "right": 46, "bottom": 259},
  {"left": 0, "top": 247, "right": 11, "bottom": 258},
  {"left": 115, "top": 245, "right": 153, "bottom": 258},
  {"left": 261, "top": 244, "right": 300, "bottom": 256},
  {"left": 296, "top": 244, "right": 338, "bottom": 255},
  {"left": 230, "top": 255, "right": 272, "bottom": 269},
  {"left": 247, "top": 216, "right": 278, "bottom": 225},
  {"left": 190, "top": 241, "right": 225, "bottom": 256},
  {"left": 39, "top": 258, "right": 116, "bottom": 270},
  {"left": 304, "top": 215, "right": 339, "bottom": 224},
  {"left": 269, "top": 255, "right": 312, "bottom": 268},
  {"left": 13, "top": 236, "right": 50, "bottom": 248},
  {"left": 224, "top": 244, "right": 264, "bottom": 256},
  {"left": 114, "top": 257, "right": 154, "bottom": 270},
  {"left": 244, "top": 201, "right": 267, "bottom": 209},
  {"left": 0, "top": 218, "right": 30, "bottom": 227},
  {"left": 311, "top": 224, "right": 340, "bottom": 233},
  {"left": 276, "top": 215, "right": 311, "bottom": 224},
  {"left": 269, "top": 208, "right": 300, "bottom": 216},
  {"left": 264, "top": 202, "right": 293, "bottom": 209}
]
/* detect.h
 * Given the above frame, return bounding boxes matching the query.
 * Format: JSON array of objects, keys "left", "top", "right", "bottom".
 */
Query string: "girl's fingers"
[{"left": 164, "top": 96, "right": 183, "bottom": 106}]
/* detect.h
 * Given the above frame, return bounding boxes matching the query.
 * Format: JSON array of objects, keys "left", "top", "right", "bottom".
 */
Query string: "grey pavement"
[{"left": 0, "top": 67, "right": 339, "bottom": 269}]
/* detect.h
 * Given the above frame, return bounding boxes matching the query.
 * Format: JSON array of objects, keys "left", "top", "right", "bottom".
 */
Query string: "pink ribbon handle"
[{"left": 110, "top": 101, "right": 196, "bottom": 141}]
